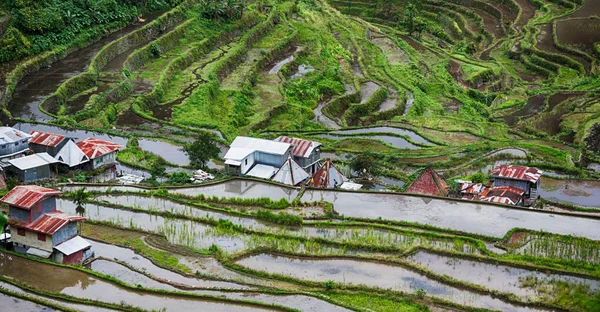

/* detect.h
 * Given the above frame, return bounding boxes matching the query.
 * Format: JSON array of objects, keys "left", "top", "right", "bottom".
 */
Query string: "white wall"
[{"left": 13, "top": 229, "right": 52, "bottom": 252}]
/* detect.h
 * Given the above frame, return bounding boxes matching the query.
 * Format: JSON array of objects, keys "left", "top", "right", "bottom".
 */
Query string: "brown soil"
[
  {"left": 506, "top": 231, "right": 530, "bottom": 248},
  {"left": 556, "top": 18, "right": 600, "bottom": 53},
  {"left": 472, "top": 7, "right": 502, "bottom": 39},
  {"left": 446, "top": 60, "right": 464, "bottom": 85},
  {"left": 536, "top": 23, "right": 590, "bottom": 73},
  {"left": 514, "top": 0, "right": 537, "bottom": 28}
]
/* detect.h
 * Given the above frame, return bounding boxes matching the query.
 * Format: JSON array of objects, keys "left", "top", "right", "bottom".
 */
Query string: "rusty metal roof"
[
  {"left": 478, "top": 186, "right": 525, "bottom": 206},
  {"left": 406, "top": 167, "right": 449, "bottom": 197},
  {"left": 29, "top": 130, "right": 66, "bottom": 147},
  {"left": 274, "top": 136, "right": 321, "bottom": 158},
  {"left": 490, "top": 165, "right": 542, "bottom": 183},
  {"left": 309, "top": 160, "right": 346, "bottom": 188},
  {"left": 0, "top": 185, "right": 62, "bottom": 210},
  {"left": 21, "top": 212, "right": 84, "bottom": 235},
  {"left": 460, "top": 182, "right": 485, "bottom": 195},
  {"left": 76, "top": 138, "right": 122, "bottom": 159}
]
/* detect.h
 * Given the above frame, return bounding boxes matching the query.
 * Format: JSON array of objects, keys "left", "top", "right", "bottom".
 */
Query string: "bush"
[
  {"left": 323, "top": 280, "right": 336, "bottom": 291},
  {"left": 255, "top": 210, "right": 302, "bottom": 226}
]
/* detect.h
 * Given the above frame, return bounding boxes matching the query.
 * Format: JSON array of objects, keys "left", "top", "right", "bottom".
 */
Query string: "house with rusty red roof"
[
  {"left": 459, "top": 182, "right": 485, "bottom": 200},
  {"left": 478, "top": 185, "right": 525, "bottom": 206},
  {"left": 1, "top": 185, "right": 93, "bottom": 264},
  {"left": 406, "top": 167, "right": 449, "bottom": 197},
  {"left": 29, "top": 130, "right": 69, "bottom": 157},
  {"left": 274, "top": 136, "right": 322, "bottom": 175},
  {"left": 309, "top": 159, "right": 347, "bottom": 188},
  {"left": 490, "top": 165, "right": 542, "bottom": 199},
  {"left": 76, "top": 138, "right": 121, "bottom": 170}
]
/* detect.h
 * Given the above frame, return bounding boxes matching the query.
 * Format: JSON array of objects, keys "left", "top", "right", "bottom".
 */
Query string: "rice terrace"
[{"left": 1, "top": 0, "right": 600, "bottom": 311}]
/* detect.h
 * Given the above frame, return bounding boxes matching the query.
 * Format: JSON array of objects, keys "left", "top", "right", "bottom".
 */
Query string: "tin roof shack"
[
  {"left": 406, "top": 167, "right": 449, "bottom": 197},
  {"left": 76, "top": 138, "right": 121, "bottom": 170},
  {"left": 309, "top": 159, "right": 348, "bottom": 188},
  {"left": 0, "top": 127, "right": 32, "bottom": 159},
  {"left": 490, "top": 165, "right": 542, "bottom": 200},
  {"left": 459, "top": 182, "right": 485, "bottom": 200},
  {"left": 0, "top": 185, "right": 93, "bottom": 264},
  {"left": 274, "top": 136, "right": 322, "bottom": 175},
  {"left": 28, "top": 130, "right": 68, "bottom": 157},
  {"left": 224, "top": 137, "right": 293, "bottom": 176},
  {"left": 478, "top": 186, "right": 525, "bottom": 206},
  {"left": 8, "top": 153, "right": 59, "bottom": 182},
  {"left": 272, "top": 157, "right": 310, "bottom": 186}
]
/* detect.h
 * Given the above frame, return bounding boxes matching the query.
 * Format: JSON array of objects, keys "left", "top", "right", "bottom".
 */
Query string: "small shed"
[
  {"left": 54, "top": 140, "right": 90, "bottom": 168},
  {"left": 28, "top": 130, "right": 68, "bottom": 157},
  {"left": 478, "top": 186, "right": 525, "bottom": 206},
  {"left": 246, "top": 164, "right": 277, "bottom": 180},
  {"left": 76, "top": 138, "right": 121, "bottom": 170},
  {"left": 8, "top": 153, "right": 59, "bottom": 182},
  {"left": 273, "top": 136, "right": 322, "bottom": 175},
  {"left": 309, "top": 159, "right": 347, "bottom": 188},
  {"left": 490, "top": 165, "right": 542, "bottom": 198},
  {"left": 405, "top": 167, "right": 449, "bottom": 197},
  {"left": 0, "top": 127, "right": 32, "bottom": 159},
  {"left": 272, "top": 157, "right": 310, "bottom": 186}
]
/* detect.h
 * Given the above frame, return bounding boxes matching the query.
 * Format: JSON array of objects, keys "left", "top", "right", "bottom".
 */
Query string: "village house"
[
  {"left": 478, "top": 185, "right": 525, "bottom": 206},
  {"left": 76, "top": 138, "right": 121, "bottom": 170},
  {"left": 7, "top": 153, "right": 59, "bottom": 182},
  {"left": 0, "top": 127, "right": 32, "bottom": 159},
  {"left": 309, "top": 159, "right": 348, "bottom": 188},
  {"left": 405, "top": 167, "right": 449, "bottom": 197},
  {"left": 54, "top": 140, "right": 90, "bottom": 168},
  {"left": 1, "top": 185, "right": 93, "bottom": 264},
  {"left": 28, "top": 130, "right": 69, "bottom": 157},
  {"left": 489, "top": 165, "right": 542, "bottom": 199},
  {"left": 272, "top": 157, "right": 311, "bottom": 186},
  {"left": 224, "top": 136, "right": 293, "bottom": 179},
  {"left": 273, "top": 136, "right": 322, "bottom": 175}
]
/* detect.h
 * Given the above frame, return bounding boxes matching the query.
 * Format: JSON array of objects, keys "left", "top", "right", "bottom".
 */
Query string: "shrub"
[{"left": 323, "top": 280, "right": 336, "bottom": 291}]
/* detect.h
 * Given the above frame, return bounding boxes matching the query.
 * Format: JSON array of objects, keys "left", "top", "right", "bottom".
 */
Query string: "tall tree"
[
  {"left": 72, "top": 188, "right": 90, "bottom": 234},
  {"left": 585, "top": 123, "right": 600, "bottom": 154},
  {"left": 182, "top": 132, "right": 221, "bottom": 169}
]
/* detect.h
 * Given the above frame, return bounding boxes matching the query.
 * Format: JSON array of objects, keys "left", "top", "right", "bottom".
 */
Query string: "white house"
[{"left": 224, "top": 137, "right": 293, "bottom": 178}]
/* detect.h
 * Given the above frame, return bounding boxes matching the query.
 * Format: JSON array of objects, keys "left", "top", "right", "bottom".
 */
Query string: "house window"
[
  {"left": 37, "top": 233, "right": 46, "bottom": 242},
  {"left": 245, "top": 159, "right": 248, "bottom": 166},
  {"left": 14, "top": 142, "right": 18, "bottom": 146},
  {"left": 17, "top": 228, "right": 25, "bottom": 236}
]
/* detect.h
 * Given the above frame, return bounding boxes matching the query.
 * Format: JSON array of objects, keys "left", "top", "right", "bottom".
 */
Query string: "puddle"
[
  {"left": 538, "top": 177, "right": 600, "bottom": 208},
  {"left": 556, "top": 19, "right": 600, "bottom": 52},
  {"left": 503, "top": 95, "right": 546, "bottom": 126},
  {"left": 289, "top": 63, "right": 315, "bottom": 80},
  {"left": 268, "top": 46, "right": 304, "bottom": 75},
  {"left": 301, "top": 190, "right": 600, "bottom": 240},
  {"left": 13, "top": 123, "right": 190, "bottom": 166},
  {"left": 236, "top": 254, "right": 545, "bottom": 312},
  {"left": 330, "top": 127, "right": 431, "bottom": 144},
  {"left": 0, "top": 252, "right": 270, "bottom": 312},
  {"left": 7, "top": 13, "right": 163, "bottom": 121},
  {"left": 316, "top": 133, "right": 420, "bottom": 149},
  {"left": 408, "top": 250, "right": 600, "bottom": 300}
]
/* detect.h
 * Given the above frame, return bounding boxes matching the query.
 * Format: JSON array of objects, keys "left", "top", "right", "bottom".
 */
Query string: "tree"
[
  {"left": 182, "top": 132, "right": 221, "bottom": 169},
  {"left": 401, "top": 0, "right": 424, "bottom": 38},
  {"left": 72, "top": 188, "right": 91, "bottom": 233},
  {"left": 149, "top": 159, "right": 167, "bottom": 180},
  {"left": 585, "top": 123, "right": 600, "bottom": 155},
  {"left": 350, "top": 154, "right": 379, "bottom": 177}
]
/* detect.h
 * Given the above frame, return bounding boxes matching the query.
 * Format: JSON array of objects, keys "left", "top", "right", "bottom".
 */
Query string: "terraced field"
[{"left": 1, "top": 0, "right": 600, "bottom": 311}]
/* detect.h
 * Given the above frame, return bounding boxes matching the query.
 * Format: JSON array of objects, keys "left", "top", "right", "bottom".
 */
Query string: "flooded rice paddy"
[
  {"left": 316, "top": 133, "right": 420, "bottom": 149},
  {"left": 407, "top": 250, "right": 600, "bottom": 300},
  {"left": 236, "top": 253, "right": 545, "bottom": 312},
  {"left": 0, "top": 252, "right": 273, "bottom": 312},
  {"left": 556, "top": 19, "right": 600, "bottom": 52},
  {"left": 0, "top": 291, "right": 58, "bottom": 312},
  {"left": 538, "top": 177, "right": 600, "bottom": 208},
  {"left": 329, "top": 126, "right": 432, "bottom": 144}
]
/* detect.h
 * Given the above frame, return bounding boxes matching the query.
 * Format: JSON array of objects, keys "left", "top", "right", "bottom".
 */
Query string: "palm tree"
[{"left": 72, "top": 188, "right": 91, "bottom": 234}]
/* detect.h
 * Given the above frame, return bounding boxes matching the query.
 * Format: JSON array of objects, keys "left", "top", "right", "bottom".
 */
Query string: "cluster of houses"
[
  {"left": 0, "top": 185, "right": 93, "bottom": 264},
  {"left": 224, "top": 136, "right": 360, "bottom": 189},
  {"left": 0, "top": 127, "right": 121, "bottom": 183},
  {"left": 406, "top": 165, "right": 542, "bottom": 206}
]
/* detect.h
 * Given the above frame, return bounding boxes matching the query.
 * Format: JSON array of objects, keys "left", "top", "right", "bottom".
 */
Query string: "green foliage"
[
  {"left": 150, "top": 42, "right": 162, "bottom": 58},
  {"left": 199, "top": 0, "right": 245, "bottom": 20},
  {"left": 351, "top": 154, "right": 380, "bottom": 176},
  {"left": 182, "top": 132, "right": 221, "bottom": 168},
  {"left": 168, "top": 170, "right": 192, "bottom": 184},
  {"left": 469, "top": 171, "right": 486, "bottom": 184},
  {"left": 585, "top": 123, "right": 600, "bottom": 155},
  {"left": 149, "top": 159, "right": 167, "bottom": 180},
  {"left": 255, "top": 210, "right": 302, "bottom": 226},
  {"left": 323, "top": 279, "right": 336, "bottom": 291}
]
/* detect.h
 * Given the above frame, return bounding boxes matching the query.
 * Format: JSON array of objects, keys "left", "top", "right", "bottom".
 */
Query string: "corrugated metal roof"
[
  {"left": 309, "top": 160, "right": 347, "bottom": 188},
  {"left": 0, "top": 185, "right": 62, "bottom": 209},
  {"left": 490, "top": 165, "right": 542, "bottom": 183},
  {"left": 54, "top": 236, "right": 91, "bottom": 255},
  {"left": 230, "top": 136, "right": 291, "bottom": 156},
  {"left": 29, "top": 130, "right": 66, "bottom": 147},
  {"left": 55, "top": 140, "right": 89, "bottom": 167},
  {"left": 27, "top": 247, "right": 52, "bottom": 258},
  {"left": 478, "top": 186, "right": 525, "bottom": 206},
  {"left": 0, "top": 127, "right": 32, "bottom": 144},
  {"left": 274, "top": 136, "right": 321, "bottom": 158},
  {"left": 223, "top": 147, "right": 254, "bottom": 161},
  {"left": 76, "top": 138, "right": 122, "bottom": 159},
  {"left": 272, "top": 157, "right": 310, "bottom": 186},
  {"left": 460, "top": 182, "right": 485, "bottom": 195},
  {"left": 22, "top": 212, "right": 85, "bottom": 235},
  {"left": 406, "top": 167, "right": 449, "bottom": 197},
  {"left": 246, "top": 164, "right": 277, "bottom": 179},
  {"left": 9, "top": 152, "right": 59, "bottom": 170}
]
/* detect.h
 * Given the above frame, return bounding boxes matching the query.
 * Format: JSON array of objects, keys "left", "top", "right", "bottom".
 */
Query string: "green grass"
[{"left": 324, "top": 292, "right": 429, "bottom": 312}]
